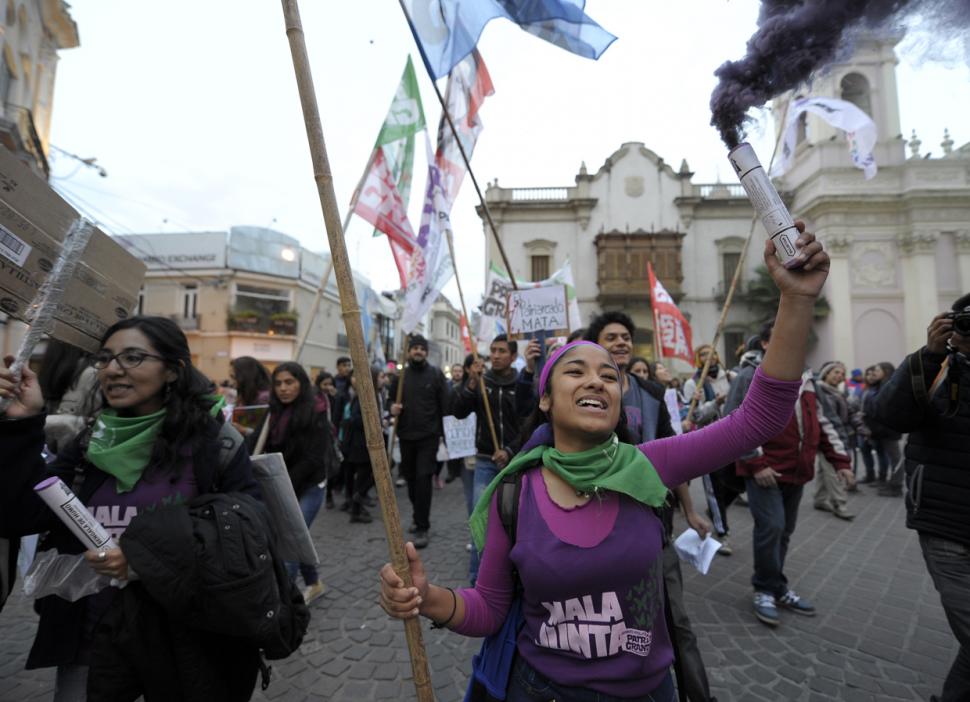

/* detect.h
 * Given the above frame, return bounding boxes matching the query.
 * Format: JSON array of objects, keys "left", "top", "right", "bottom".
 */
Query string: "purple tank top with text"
[{"left": 511, "top": 469, "right": 672, "bottom": 697}]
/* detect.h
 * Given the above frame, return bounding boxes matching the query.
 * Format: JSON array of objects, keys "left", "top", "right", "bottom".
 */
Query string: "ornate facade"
[{"left": 478, "top": 35, "right": 970, "bottom": 371}]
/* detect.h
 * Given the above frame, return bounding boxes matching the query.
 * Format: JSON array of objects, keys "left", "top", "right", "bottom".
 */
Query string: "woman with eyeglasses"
[{"left": 0, "top": 316, "right": 262, "bottom": 701}]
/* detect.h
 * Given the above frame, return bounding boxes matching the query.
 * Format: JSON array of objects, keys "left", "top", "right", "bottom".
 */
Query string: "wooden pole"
[
  {"left": 445, "top": 230, "right": 501, "bottom": 452},
  {"left": 279, "top": 3, "right": 433, "bottom": 700},
  {"left": 396, "top": 0, "right": 519, "bottom": 291},
  {"left": 686, "top": 101, "right": 792, "bottom": 424},
  {"left": 295, "top": 151, "right": 375, "bottom": 364}
]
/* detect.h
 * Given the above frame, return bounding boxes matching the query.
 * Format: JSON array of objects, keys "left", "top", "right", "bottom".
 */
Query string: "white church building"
[{"left": 477, "top": 34, "right": 970, "bottom": 372}]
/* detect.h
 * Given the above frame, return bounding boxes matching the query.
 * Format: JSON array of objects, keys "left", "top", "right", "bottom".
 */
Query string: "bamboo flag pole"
[
  {"left": 445, "top": 229, "right": 501, "bottom": 452},
  {"left": 279, "top": 3, "right": 433, "bottom": 700},
  {"left": 686, "top": 101, "right": 792, "bottom": 425},
  {"left": 396, "top": 0, "right": 519, "bottom": 292}
]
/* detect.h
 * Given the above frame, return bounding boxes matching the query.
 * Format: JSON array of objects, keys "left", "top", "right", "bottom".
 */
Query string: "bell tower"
[{"left": 772, "top": 32, "right": 906, "bottom": 182}]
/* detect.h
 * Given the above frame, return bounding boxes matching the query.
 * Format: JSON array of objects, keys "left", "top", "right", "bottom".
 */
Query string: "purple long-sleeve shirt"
[{"left": 451, "top": 368, "right": 798, "bottom": 693}]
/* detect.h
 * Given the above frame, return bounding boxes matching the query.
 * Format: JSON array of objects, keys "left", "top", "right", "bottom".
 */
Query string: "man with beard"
[
  {"left": 390, "top": 335, "right": 450, "bottom": 549},
  {"left": 875, "top": 294, "right": 970, "bottom": 702}
]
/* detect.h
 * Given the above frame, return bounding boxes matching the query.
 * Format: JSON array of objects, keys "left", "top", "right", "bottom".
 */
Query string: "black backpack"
[{"left": 123, "top": 492, "right": 309, "bottom": 661}]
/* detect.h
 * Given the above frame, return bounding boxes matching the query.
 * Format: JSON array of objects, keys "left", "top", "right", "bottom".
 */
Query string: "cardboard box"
[{"left": 0, "top": 148, "right": 146, "bottom": 351}]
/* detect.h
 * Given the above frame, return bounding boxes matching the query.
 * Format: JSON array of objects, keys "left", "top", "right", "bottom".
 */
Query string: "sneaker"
[
  {"left": 814, "top": 502, "right": 832, "bottom": 513},
  {"left": 832, "top": 506, "right": 855, "bottom": 521},
  {"left": 408, "top": 523, "right": 419, "bottom": 534},
  {"left": 413, "top": 530, "right": 429, "bottom": 549},
  {"left": 753, "top": 592, "right": 779, "bottom": 626},
  {"left": 395, "top": 478, "right": 407, "bottom": 488},
  {"left": 466, "top": 542, "right": 472, "bottom": 552},
  {"left": 736, "top": 492, "right": 748, "bottom": 506},
  {"left": 778, "top": 589, "right": 816, "bottom": 616},
  {"left": 302, "top": 581, "right": 326, "bottom": 605},
  {"left": 716, "top": 536, "right": 733, "bottom": 556}
]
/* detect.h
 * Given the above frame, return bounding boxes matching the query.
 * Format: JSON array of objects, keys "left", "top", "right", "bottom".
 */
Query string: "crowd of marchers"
[{"left": 1, "top": 233, "right": 968, "bottom": 702}]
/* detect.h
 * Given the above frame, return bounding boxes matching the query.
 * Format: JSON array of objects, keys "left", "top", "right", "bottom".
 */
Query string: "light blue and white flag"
[
  {"left": 403, "top": 0, "right": 616, "bottom": 80},
  {"left": 772, "top": 96, "right": 878, "bottom": 180}
]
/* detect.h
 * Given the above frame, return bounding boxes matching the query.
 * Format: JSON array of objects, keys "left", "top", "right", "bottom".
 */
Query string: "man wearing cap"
[
  {"left": 874, "top": 294, "right": 970, "bottom": 702},
  {"left": 390, "top": 335, "right": 450, "bottom": 549}
]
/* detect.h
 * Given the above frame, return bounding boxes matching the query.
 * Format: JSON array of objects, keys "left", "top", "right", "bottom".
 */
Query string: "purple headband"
[{"left": 537, "top": 340, "right": 617, "bottom": 396}]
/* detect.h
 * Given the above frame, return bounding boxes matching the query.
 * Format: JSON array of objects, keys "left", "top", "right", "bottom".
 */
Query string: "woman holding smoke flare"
[{"left": 380, "top": 226, "right": 828, "bottom": 701}]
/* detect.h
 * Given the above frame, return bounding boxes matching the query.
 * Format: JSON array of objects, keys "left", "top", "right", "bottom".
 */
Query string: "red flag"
[
  {"left": 459, "top": 313, "right": 473, "bottom": 353},
  {"left": 352, "top": 148, "right": 417, "bottom": 257},
  {"left": 386, "top": 238, "right": 411, "bottom": 289},
  {"left": 648, "top": 263, "right": 693, "bottom": 363}
]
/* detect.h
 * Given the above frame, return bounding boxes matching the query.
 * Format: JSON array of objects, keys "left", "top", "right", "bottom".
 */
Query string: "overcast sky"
[{"left": 48, "top": 1, "right": 970, "bottom": 307}]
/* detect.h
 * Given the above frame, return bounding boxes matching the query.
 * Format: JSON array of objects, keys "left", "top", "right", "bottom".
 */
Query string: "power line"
[{"left": 52, "top": 182, "right": 221, "bottom": 287}]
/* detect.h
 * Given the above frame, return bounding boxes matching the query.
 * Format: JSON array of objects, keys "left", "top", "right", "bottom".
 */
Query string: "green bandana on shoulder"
[
  {"left": 469, "top": 434, "right": 668, "bottom": 551},
  {"left": 86, "top": 395, "right": 226, "bottom": 494}
]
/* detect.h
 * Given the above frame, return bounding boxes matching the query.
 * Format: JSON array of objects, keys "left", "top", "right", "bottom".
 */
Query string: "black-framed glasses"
[{"left": 92, "top": 350, "right": 166, "bottom": 371}]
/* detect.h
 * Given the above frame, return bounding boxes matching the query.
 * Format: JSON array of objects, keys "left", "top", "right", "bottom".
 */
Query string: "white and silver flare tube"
[{"left": 728, "top": 142, "right": 803, "bottom": 267}]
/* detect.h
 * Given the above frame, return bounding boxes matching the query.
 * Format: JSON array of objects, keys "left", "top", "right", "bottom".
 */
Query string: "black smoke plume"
[{"left": 710, "top": 0, "right": 970, "bottom": 149}]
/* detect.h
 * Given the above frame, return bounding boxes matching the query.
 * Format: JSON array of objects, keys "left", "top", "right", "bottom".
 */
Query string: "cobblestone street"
[{"left": 0, "top": 476, "right": 957, "bottom": 701}]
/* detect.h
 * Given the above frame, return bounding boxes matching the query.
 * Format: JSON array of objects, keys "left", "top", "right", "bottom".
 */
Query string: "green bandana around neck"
[
  {"left": 86, "top": 395, "right": 226, "bottom": 493},
  {"left": 468, "top": 434, "right": 669, "bottom": 552}
]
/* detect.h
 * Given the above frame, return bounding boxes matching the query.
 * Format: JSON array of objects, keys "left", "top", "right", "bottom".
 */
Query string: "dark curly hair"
[
  {"left": 97, "top": 316, "right": 218, "bottom": 475},
  {"left": 584, "top": 311, "right": 635, "bottom": 345}
]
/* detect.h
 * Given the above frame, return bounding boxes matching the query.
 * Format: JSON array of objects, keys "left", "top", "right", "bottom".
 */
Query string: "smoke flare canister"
[
  {"left": 34, "top": 476, "right": 117, "bottom": 552},
  {"left": 728, "top": 143, "right": 803, "bottom": 267}
]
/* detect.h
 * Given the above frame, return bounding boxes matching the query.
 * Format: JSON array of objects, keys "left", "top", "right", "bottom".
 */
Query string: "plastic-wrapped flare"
[
  {"left": 34, "top": 476, "right": 117, "bottom": 552},
  {"left": 728, "top": 143, "right": 804, "bottom": 267}
]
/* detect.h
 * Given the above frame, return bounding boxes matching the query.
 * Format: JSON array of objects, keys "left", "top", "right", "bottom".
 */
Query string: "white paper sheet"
[{"left": 673, "top": 528, "right": 721, "bottom": 575}]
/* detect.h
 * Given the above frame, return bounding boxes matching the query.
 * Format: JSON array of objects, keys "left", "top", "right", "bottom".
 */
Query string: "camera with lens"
[{"left": 948, "top": 307, "right": 970, "bottom": 336}]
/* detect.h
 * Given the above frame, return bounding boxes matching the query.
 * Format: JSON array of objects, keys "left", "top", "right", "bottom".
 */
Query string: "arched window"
[{"left": 840, "top": 73, "right": 871, "bottom": 116}]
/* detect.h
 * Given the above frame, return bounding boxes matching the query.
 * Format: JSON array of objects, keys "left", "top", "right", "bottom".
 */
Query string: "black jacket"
[
  {"left": 451, "top": 368, "right": 536, "bottom": 457},
  {"left": 864, "top": 382, "right": 902, "bottom": 440},
  {"left": 340, "top": 394, "right": 370, "bottom": 464},
  {"left": 0, "top": 412, "right": 259, "bottom": 670},
  {"left": 389, "top": 362, "right": 450, "bottom": 441},
  {"left": 875, "top": 348, "right": 970, "bottom": 547},
  {"left": 264, "top": 403, "right": 336, "bottom": 498}
]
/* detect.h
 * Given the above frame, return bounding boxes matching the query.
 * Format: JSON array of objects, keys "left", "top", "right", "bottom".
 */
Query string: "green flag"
[
  {"left": 373, "top": 56, "right": 425, "bottom": 236},
  {"left": 375, "top": 56, "right": 426, "bottom": 147}
]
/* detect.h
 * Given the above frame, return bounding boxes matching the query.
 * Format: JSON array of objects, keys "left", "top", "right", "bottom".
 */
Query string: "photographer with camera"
[{"left": 874, "top": 293, "right": 970, "bottom": 702}]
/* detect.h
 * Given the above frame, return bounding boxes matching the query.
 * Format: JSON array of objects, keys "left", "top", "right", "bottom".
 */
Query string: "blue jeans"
[
  {"left": 468, "top": 457, "right": 500, "bottom": 585},
  {"left": 287, "top": 484, "right": 324, "bottom": 586},
  {"left": 920, "top": 534, "right": 970, "bottom": 702},
  {"left": 745, "top": 479, "right": 803, "bottom": 597},
  {"left": 507, "top": 656, "right": 675, "bottom": 702}
]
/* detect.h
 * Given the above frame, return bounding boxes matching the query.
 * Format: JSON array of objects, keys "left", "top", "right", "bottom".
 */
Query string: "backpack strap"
[
  {"left": 495, "top": 471, "right": 523, "bottom": 593},
  {"left": 215, "top": 421, "right": 245, "bottom": 490}
]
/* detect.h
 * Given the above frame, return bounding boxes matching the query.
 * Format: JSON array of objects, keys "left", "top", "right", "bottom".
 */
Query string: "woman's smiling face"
[
  {"left": 96, "top": 328, "right": 175, "bottom": 417},
  {"left": 541, "top": 344, "right": 622, "bottom": 451}
]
